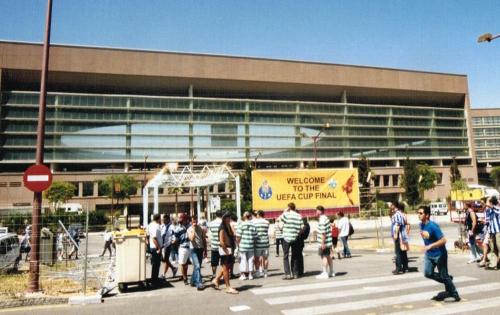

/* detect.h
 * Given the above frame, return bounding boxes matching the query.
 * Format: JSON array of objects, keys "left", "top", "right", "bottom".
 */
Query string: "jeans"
[
  {"left": 283, "top": 240, "right": 301, "bottom": 276},
  {"left": 424, "top": 252, "right": 458, "bottom": 296},
  {"left": 341, "top": 236, "right": 351, "bottom": 257},
  {"left": 276, "top": 238, "right": 284, "bottom": 256},
  {"left": 468, "top": 234, "right": 483, "bottom": 260},
  {"left": 490, "top": 233, "right": 500, "bottom": 268},
  {"left": 394, "top": 238, "right": 408, "bottom": 272},
  {"left": 297, "top": 241, "right": 305, "bottom": 276},
  {"left": 150, "top": 248, "right": 161, "bottom": 282},
  {"left": 190, "top": 248, "right": 203, "bottom": 288}
]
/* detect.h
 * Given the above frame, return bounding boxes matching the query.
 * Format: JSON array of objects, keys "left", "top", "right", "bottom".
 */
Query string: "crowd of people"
[
  {"left": 143, "top": 196, "right": 499, "bottom": 300},
  {"left": 463, "top": 195, "right": 500, "bottom": 270},
  {"left": 145, "top": 202, "right": 354, "bottom": 293}
]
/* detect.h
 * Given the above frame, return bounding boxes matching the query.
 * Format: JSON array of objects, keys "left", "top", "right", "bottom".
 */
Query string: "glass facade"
[
  {"left": 0, "top": 91, "right": 469, "bottom": 162},
  {"left": 472, "top": 114, "right": 500, "bottom": 162}
]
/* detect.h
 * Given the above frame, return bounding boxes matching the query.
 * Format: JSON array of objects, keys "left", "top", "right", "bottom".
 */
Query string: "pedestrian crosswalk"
[{"left": 250, "top": 273, "right": 500, "bottom": 315}]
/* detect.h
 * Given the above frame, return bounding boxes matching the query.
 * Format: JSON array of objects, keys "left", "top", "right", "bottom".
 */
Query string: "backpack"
[{"left": 348, "top": 223, "right": 354, "bottom": 236}]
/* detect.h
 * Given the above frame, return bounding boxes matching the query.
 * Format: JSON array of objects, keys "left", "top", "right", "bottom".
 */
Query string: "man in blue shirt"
[{"left": 419, "top": 206, "right": 460, "bottom": 302}]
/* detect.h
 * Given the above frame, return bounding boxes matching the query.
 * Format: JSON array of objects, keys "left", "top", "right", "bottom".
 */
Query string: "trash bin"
[
  {"left": 40, "top": 227, "right": 55, "bottom": 265},
  {"left": 114, "top": 229, "right": 147, "bottom": 292}
]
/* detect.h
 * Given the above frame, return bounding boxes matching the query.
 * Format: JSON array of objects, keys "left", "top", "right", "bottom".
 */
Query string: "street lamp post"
[
  {"left": 190, "top": 155, "right": 197, "bottom": 216},
  {"left": 254, "top": 151, "right": 262, "bottom": 169},
  {"left": 143, "top": 155, "right": 148, "bottom": 189},
  {"left": 302, "top": 123, "right": 331, "bottom": 168},
  {"left": 478, "top": 32, "right": 500, "bottom": 43}
]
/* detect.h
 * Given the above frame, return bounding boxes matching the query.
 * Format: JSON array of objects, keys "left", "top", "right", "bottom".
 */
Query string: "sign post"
[
  {"left": 23, "top": 165, "right": 53, "bottom": 193},
  {"left": 27, "top": 0, "right": 53, "bottom": 293}
]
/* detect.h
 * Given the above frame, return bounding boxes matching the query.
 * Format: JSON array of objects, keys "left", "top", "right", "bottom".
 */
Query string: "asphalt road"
[{"left": 4, "top": 221, "right": 499, "bottom": 315}]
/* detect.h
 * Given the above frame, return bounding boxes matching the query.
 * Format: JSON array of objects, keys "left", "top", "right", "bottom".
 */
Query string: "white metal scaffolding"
[{"left": 142, "top": 164, "right": 240, "bottom": 226}]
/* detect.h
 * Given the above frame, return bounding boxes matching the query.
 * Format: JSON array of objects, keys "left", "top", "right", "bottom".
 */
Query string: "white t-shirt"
[
  {"left": 338, "top": 217, "right": 350, "bottom": 237},
  {"left": 104, "top": 231, "right": 113, "bottom": 242},
  {"left": 147, "top": 221, "right": 162, "bottom": 249}
]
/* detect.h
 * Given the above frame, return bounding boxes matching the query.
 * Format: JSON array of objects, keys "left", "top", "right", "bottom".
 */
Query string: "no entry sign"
[{"left": 23, "top": 164, "right": 53, "bottom": 192}]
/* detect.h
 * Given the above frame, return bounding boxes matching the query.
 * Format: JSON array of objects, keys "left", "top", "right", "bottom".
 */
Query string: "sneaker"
[
  {"left": 253, "top": 271, "right": 261, "bottom": 278},
  {"left": 263, "top": 272, "right": 268, "bottom": 278},
  {"left": 392, "top": 270, "right": 404, "bottom": 275},
  {"left": 183, "top": 278, "right": 189, "bottom": 285},
  {"left": 431, "top": 291, "right": 448, "bottom": 301},
  {"left": 443, "top": 293, "right": 461, "bottom": 302},
  {"left": 315, "top": 272, "right": 329, "bottom": 279},
  {"left": 197, "top": 285, "right": 205, "bottom": 291},
  {"left": 248, "top": 273, "right": 254, "bottom": 280},
  {"left": 467, "top": 258, "right": 477, "bottom": 264},
  {"left": 239, "top": 274, "right": 247, "bottom": 281},
  {"left": 329, "top": 272, "right": 336, "bottom": 278},
  {"left": 282, "top": 275, "right": 293, "bottom": 280}
]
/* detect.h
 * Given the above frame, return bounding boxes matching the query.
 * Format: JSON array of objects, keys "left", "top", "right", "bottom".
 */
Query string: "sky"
[{"left": 0, "top": 0, "right": 499, "bottom": 108}]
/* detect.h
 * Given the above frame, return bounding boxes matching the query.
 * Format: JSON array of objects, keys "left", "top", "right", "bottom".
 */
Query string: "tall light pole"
[
  {"left": 478, "top": 32, "right": 500, "bottom": 43},
  {"left": 142, "top": 154, "right": 148, "bottom": 189},
  {"left": 301, "top": 123, "right": 331, "bottom": 168},
  {"left": 254, "top": 151, "right": 262, "bottom": 169},
  {"left": 28, "top": 0, "right": 53, "bottom": 293},
  {"left": 189, "top": 155, "right": 197, "bottom": 215}
]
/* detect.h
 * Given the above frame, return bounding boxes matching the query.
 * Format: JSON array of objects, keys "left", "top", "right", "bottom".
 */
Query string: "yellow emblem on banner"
[{"left": 252, "top": 169, "right": 360, "bottom": 211}]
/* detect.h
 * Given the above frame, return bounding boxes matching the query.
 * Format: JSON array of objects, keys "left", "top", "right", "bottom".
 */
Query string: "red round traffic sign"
[{"left": 23, "top": 164, "right": 53, "bottom": 192}]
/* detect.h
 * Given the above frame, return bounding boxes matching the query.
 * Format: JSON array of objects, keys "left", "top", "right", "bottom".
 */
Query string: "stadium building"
[
  {"left": 0, "top": 40, "right": 478, "bottom": 213},
  {"left": 471, "top": 108, "right": 500, "bottom": 185}
]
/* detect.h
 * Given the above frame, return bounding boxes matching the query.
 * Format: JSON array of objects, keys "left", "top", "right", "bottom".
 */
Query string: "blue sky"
[{"left": 1, "top": 0, "right": 499, "bottom": 108}]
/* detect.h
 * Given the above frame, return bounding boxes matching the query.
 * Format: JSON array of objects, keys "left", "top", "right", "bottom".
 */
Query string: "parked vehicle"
[
  {"left": 58, "top": 203, "right": 83, "bottom": 214},
  {"left": 430, "top": 202, "right": 448, "bottom": 216},
  {"left": 0, "top": 233, "right": 21, "bottom": 271}
]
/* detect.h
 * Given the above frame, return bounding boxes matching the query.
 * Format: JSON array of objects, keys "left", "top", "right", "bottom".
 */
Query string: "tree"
[
  {"left": 44, "top": 181, "right": 76, "bottom": 211},
  {"left": 490, "top": 166, "right": 500, "bottom": 189},
  {"left": 357, "top": 155, "right": 373, "bottom": 210},
  {"left": 401, "top": 155, "right": 420, "bottom": 207},
  {"left": 449, "top": 156, "right": 462, "bottom": 183},
  {"left": 417, "top": 163, "right": 438, "bottom": 201},
  {"left": 167, "top": 186, "right": 183, "bottom": 215},
  {"left": 240, "top": 160, "right": 253, "bottom": 205},
  {"left": 99, "top": 174, "right": 139, "bottom": 213}
]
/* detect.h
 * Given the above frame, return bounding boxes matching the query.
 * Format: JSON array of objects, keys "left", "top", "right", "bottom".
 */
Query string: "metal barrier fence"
[{"left": 0, "top": 210, "right": 115, "bottom": 298}]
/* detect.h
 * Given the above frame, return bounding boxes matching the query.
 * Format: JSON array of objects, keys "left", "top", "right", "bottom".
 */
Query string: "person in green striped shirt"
[
  {"left": 316, "top": 205, "right": 335, "bottom": 279},
  {"left": 253, "top": 210, "right": 270, "bottom": 278},
  {"left": 236, "top": 211, "right": 257, "bottom": 280},
  {"left": 281, "top": 202, "right": 304, "bottom": 280}
]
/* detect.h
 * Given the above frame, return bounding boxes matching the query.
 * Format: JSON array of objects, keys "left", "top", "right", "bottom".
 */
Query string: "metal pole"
[
  {"left": 83, "top": 205, "right": 90, "bottom": 296},
  {"left": 313, "top": 137, "right": 318, "bottom": 168},
  {"left": 28, "top": 0, "right": 52, "bottom": 293}
]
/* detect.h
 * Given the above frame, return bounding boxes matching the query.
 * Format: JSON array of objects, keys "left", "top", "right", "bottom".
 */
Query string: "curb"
[{"left": 0, "top": 296, "right": 69, "bottom": 309}]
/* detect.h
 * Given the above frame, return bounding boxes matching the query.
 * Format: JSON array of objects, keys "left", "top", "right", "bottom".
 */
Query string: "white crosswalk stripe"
[
  {"left": 387, "top": 297, "right": 500, "bottom": 315},
  {"left": 281, "top": 283, "right": 500, "bottom": 315},
  {"left": 265, "top": 276, "right": 475, "bottom": 305},
  {"left": 250, "top": 273, "right": 500, "bottom": 315},
  {"left": 250, "top": 273, "right": 423, "bottom": 295}
]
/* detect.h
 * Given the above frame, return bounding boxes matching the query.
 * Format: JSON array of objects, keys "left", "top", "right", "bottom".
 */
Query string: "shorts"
[
  {"left": 220, "top": 254, "right": 233, "bottom": 265},
  {"left": 211, "top": 249, "right": 221, "bottom": 267},
  {"left": 178, "top": 247, "right": 191, "bottom": 265},
  {"left": 332, "top": 237, "right": 338, "bottom": 247},
  {"left": 318, "top": 246, "right": 332, "bottom": 257},
  {"left": 255, "top": 248, "right": 269, "bottom": 257},
  {"left": 162, "top": 246, "right": 172, "bottom": 262}
]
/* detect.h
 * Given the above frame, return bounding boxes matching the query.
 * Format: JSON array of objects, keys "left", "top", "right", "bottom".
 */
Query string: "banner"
[{"left": 252, "top": 169, "right": 359, "bottom": 212}]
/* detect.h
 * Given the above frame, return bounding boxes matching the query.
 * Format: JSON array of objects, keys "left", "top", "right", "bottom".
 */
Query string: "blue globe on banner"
[{"left": 258, "top": 180, "right": 272, "bottom": 200}]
